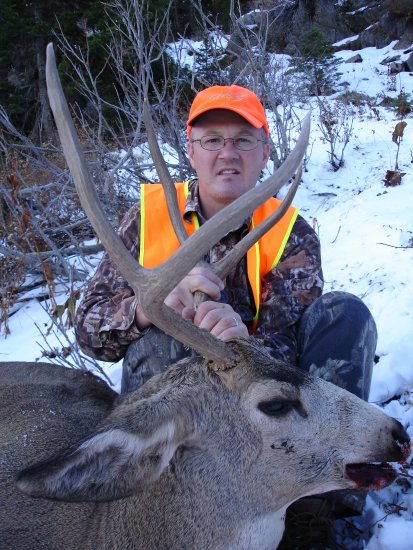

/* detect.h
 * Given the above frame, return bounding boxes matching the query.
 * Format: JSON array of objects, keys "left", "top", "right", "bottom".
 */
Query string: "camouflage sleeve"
[
  {"left": 254, "top": 215, "right": 323, "bottom": 365},
  {"left": 74, "top": 202, "right": 144, "bottom": 362}
]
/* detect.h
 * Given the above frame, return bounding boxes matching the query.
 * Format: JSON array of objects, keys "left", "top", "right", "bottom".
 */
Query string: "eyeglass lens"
[{"left": 200, "top": 136, "right": 259, "bottom": 151}]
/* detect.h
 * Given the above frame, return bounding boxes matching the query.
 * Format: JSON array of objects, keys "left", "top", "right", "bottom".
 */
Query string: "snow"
[
  {"left": 334, "top": 34, "right": 360, "bottom": 47},
  {"left": 167, "top": 31, "right": 229, "bottom": 70},
  {"left": 1, "top": 40, "right": 413, "bottom": 547}
]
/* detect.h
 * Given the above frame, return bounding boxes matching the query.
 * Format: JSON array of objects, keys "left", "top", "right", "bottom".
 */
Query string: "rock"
[
  {"left": 389, "top": 61, "right": 407, "bottom": 73},
  {"left": 231, "top": 1, "right": 413, "bottom": 55},
  {"left": 406, "top": 52, "right": 413, "bottom": 71},
  {"left": 333, "top": 35, "right": 362, "bottom": 52},
  {"left": 359, "top": 12, "right": 411, "bottom": 49},
  {"left": 346, "top": 53, "right": 363, "bottom": 63},
  {"left": 340, "top": 2, "right": 385, "bottom": 35},
  {"left": 382, "top": 0, "right": 413, "bottom": 16},
  {"left": 394, "top": 27, "right": 413, "bottom": 50},
  {"left": 380, "top": 55, "right": 402, "bottom": 65}
]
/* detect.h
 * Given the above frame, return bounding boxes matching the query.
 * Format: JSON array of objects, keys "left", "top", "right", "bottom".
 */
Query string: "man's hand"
[
  {"left": 164, "top": 266, "right": 224, "bottom": 313},
  {"left": 183, "top": 300, "right": 249, "bottom": 341},
  {"left": 165, "top": 266, "right": 248, "bottom": 341},
  {"left": 136, "top": 266, "right": 248, "bottom": 341},
  {"left": 135, "top": 265, "right": 220, "bottom": 330}
]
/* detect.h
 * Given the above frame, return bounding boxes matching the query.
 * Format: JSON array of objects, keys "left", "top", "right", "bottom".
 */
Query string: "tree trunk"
[{"left": 33, "top": 5, "right": 57, "bottom": 144}]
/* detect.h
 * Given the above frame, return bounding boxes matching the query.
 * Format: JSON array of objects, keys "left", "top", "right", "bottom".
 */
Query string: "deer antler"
[
  {"left": 143, "top": 100, "right": 189, "bottom": 245},
  {"left": 46, "top": 43, "right": 309, "bottom": 370}
]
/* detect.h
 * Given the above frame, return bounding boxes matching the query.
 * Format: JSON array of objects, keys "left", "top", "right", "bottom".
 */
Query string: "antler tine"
[
  {"left": 212, "top": 162, "right": 303, "bottom": 281},
  {"left": 143, "top": 99, "right": 188, "bottom": 245},
  {"left": 45, "top": 45, "right": 139, "bottom": 289}
]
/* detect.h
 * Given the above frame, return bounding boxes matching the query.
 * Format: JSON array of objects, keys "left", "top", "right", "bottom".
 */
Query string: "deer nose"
[{"left": 392, "top": 421, "right": 411, "bottom": 462}]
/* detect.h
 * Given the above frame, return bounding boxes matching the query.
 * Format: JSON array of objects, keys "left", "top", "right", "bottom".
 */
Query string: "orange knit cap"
[{"left": 187, "top": 85, "right": 269, "bottom": 138}]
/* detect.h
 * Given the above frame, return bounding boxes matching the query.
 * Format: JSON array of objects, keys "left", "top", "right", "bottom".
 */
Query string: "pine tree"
[
  {"left": 0, "top": 0, "right": 233, "bottom": 139},
  {"left": 293, "top": 27, "right": 342, "bottom": 96},
  {"left": 0, "top": 0, "right": 107, "bottom": 141}
]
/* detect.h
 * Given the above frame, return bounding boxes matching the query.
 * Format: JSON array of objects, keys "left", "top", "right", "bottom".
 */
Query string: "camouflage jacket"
[{"left": 74, "top": 180, "right": 324, "bottom": 364}]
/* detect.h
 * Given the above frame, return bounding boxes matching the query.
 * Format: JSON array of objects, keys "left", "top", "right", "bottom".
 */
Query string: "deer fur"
[{"left": 0, "top": 340, "right": 409, "bottom": 550}]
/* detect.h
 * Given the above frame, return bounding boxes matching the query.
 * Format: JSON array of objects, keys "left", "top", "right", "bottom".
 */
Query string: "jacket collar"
[{"left": 183, "top": 179, "right": 251, "bottom": 232}]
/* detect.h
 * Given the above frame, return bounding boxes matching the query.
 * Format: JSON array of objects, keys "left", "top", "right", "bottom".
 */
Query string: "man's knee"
[
  {"left": 122, "top": 331, "right": 167, "bottom": 393},
  {"left": 322, "top": 291, "right": 373, "bottom": 318},
  {"left": 121, "top": 327, "right": 196, "bottom": 393},
  {"left": 298, "top": 292, "right": 377, "bottom": 400},
  {"left": 300, "top": 291, "right": 377, "bottom": 340}
]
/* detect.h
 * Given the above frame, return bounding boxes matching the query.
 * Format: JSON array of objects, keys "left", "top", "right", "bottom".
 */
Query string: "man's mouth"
[{"left": 217, "top": 168, "right": 240, "bottom": 175}]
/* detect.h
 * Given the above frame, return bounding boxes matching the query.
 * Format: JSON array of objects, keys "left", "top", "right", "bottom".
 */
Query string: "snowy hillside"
[{"left": 1, "top": 40, "right": 413, "bottom": 548}]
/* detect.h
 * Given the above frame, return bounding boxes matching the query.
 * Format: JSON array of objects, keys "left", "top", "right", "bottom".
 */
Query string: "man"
[
  {"left": 75, "top": 85, "right": 377, "bottom": 548},
  {"left": 75, "top": 85, "right": 324, "bottom": 372}
]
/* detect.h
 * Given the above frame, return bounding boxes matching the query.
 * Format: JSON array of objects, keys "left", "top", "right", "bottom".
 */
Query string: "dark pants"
[
  {"left": 122, "top": 291, "right": 377, "bottom": 399},
  {"left": 297, "top": 291, "right": 376, "bottom": 400}
]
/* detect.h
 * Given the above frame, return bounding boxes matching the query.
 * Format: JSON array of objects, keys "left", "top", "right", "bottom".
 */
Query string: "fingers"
[
  {"left": 163, "top": 267, "right": 248, "bottom": 341},
  {"left": 193, "top": 301, "right": 249, "bottom": 341},
  {"left": 164, "top": 266, "right": 224, "bottom": 314}
]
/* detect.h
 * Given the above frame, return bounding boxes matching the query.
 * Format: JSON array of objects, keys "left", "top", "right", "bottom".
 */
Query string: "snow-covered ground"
[{"left": 1, "top": 40, "right": 413, "bottom": 548}]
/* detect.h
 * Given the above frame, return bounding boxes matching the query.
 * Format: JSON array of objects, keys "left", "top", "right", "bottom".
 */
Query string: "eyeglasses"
[{"left": 191, "top": 135, "right": 267, "bottom": 151}]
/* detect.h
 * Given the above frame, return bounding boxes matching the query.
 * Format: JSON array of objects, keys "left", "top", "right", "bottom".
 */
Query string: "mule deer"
[{"left": 0, "top": 45, "right": 410, "bottom": 550}]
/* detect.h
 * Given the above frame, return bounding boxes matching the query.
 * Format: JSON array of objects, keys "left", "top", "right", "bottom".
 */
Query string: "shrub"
[{"left": 292, "top": 28, "right": 342, "bottom": 96}]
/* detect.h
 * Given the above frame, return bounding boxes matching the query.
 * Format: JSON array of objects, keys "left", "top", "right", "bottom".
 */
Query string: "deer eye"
[{"left": 258, "top": 400, "right": 295, "bottom": 417}]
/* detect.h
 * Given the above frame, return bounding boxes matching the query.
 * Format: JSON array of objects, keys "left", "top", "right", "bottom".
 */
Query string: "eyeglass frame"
[{"left": 190, "top": 134, "right": 268, "bottom": 152}]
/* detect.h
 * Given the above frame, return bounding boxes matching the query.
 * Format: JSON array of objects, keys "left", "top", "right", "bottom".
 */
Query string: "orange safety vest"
[{"left": 139, "top": 182, "right": 298, "bottom": 332}]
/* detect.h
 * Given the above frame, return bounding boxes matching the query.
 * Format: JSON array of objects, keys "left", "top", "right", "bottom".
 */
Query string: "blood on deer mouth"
[{"left": 345, "top": 462, "right": 398, "bottom": 491}]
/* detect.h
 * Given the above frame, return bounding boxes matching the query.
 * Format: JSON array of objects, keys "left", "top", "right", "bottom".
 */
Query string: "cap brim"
[{"left": 188, "top": 104, "right": 265, "bottom": 131}]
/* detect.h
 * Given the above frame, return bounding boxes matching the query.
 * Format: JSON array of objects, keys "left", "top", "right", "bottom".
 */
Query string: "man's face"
[{"left": 188, "top": 110, "right": 270, "bottom": 219}]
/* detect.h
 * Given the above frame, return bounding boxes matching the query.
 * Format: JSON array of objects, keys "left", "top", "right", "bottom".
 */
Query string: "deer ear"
[{"left": 17, "top": 420, "right": 184, "bottom": 502}]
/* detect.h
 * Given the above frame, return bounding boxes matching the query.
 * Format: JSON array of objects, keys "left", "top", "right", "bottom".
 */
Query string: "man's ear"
[
  {"left": 187, "top": 141, "right": 196, "bottom": 169},
  {"left": 262, "top": 140, "right": 270, "bottom": 168}
]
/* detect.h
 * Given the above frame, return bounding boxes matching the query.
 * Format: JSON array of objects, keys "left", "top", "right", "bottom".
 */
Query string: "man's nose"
[{"left": 218, "top": 139, "right": 239, "bottom": 157}]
